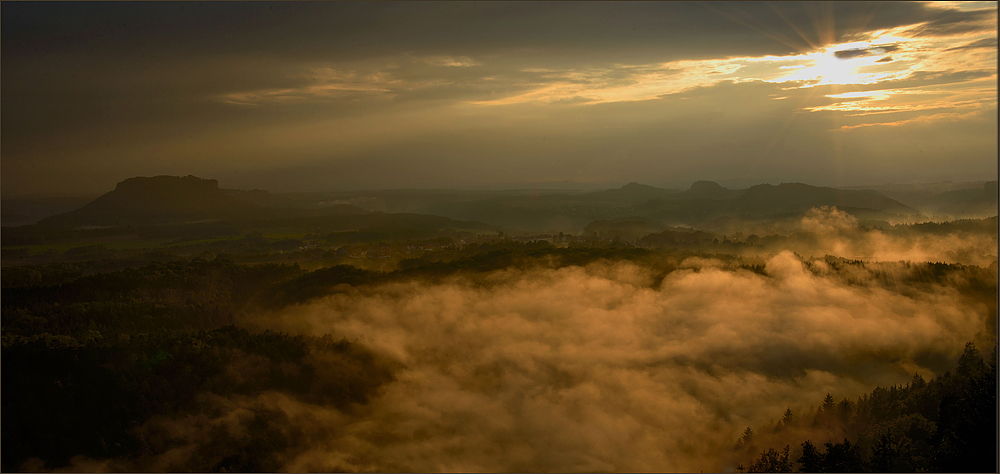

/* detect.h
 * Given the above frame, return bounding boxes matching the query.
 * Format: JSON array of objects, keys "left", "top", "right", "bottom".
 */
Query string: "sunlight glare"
[
  {"left": 812, "top": 53, "right": 861, "bottom": 85},
  {"left": 775, "top": 41, "right": 904, "bottom": 87}
]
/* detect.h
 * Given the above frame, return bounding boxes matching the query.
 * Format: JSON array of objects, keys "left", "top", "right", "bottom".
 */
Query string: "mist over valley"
[
  {"left": 2, "top": 174, "right": 996, "bottom": 472},
  {"left": 2, "top": 1, "right": 996, "bottom": 472}
]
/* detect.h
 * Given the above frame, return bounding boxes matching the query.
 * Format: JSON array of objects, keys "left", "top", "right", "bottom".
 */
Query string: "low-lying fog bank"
[{"left": 227, "top": 251, "right": 994, "bottom": 472}]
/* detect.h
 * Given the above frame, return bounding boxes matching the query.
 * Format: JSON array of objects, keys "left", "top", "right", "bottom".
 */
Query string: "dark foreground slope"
[
  {"left": 1, "top": 259, "right": 395, "bottom": 472},
  {"left": 2, "top": 244, "right": 995, "bottom": 472}
]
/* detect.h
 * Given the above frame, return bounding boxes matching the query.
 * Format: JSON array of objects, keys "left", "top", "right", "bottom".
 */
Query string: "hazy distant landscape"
[
  {"left": 2, "top": 175, "right": 996, "bottom": 472},
  {"left": 2, "top": 2, "right": 997, "bottom": 473}
]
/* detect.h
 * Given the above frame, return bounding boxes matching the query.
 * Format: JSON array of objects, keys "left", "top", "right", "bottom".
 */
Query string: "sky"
[{"left": 2, "top": 1, "right": 997, "bottom": 196}]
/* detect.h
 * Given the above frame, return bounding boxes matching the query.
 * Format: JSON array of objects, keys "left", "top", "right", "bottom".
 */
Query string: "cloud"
[
  {"left": 786, "top": 207, "right": 998, "bottom": 267},
  {"left": 802, "top": 206, "right": 858, "bottom": 234},
  {"left": 833, "top": 44, "right": 900, "bottom": 59},
  {"left": 210, "top": 251, "right": 993, "bottom": 472},
  {"left": 219, "top": 68, "right": 402, "bottom": 106},
  {"left": 946, "top": 37, "right": 1000, "bottom": 51},
  {"left": 715, "top": 207, "right": 998, "bottom": 267},
  {"left": 23, "top": 218, "right": 994, "bottom": 472},
  {"left": 207, "top": 20, "right": 993, "bottom": 135},
  {"left": 9, "top": 3, "right": 981, "bottom": 65},
  {"left": 2, "top": 2, "right": 995, "bottom": 195},
  {"left": 552, "top": 95, "right": 596, "bottom": 105},
  {"left": 836, "top": 110, "right": 988, "bottom": 131},
  {"left": 421, "top": 56, "right": 481, "bottom": 68},
  {"left": 902, "top": 5, "right": 997, "bottom": 37}
]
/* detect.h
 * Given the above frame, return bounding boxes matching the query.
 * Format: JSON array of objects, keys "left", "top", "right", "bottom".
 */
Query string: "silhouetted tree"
[
  {"left": 813, "top": 393, "right": 837, "bottom": 427},
  {"left": 868, "top": 429, "right": 898, "bottom": 472},
  {"left": 797, "top": 441, "right": 822, "bottom": 473},
  {"left": 823, "top": 439, "right": 864, "bottom": 472},
  {"left": 744, "top": 445, "right": 792, "bottom": 473},
  {"left": 836, "top": 398, "right": 854, "bottom": 425},
  {"left": 932, "top": 342, "right": 997, "bottom": 472},
  {"left": 780, "top": 408, "right": 794, "bottom": 428},
  {"left": 955, "top": 341, "right": 986, "bottom": 379}
]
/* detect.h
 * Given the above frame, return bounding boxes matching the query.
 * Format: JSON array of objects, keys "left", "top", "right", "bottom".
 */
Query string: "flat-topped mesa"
[
  {"left": 39, "top": 175, "right": 257, "bottom": 227},
  {"left": 621, "top": 181, "right": 657, "bottom": 190},
  {"left": 113, "top": 175, "right": 220, "bottom": 194},
  {"left": 689, "top": 180, "right": 726, "bottom": 192},
  {"left": 684, "top": 180, "right": 739, "bottom": 200}
]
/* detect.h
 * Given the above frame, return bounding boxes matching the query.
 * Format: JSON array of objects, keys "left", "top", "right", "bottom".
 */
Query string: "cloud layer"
[
  {"left": 794, "top": 207, "right": 998, "bottom": 266},
  {"left": 213, "top": 251, "right": 995, "bottom": 472},
  {"left": 2, "top": 2, "right": 995, "bottom": 194}
]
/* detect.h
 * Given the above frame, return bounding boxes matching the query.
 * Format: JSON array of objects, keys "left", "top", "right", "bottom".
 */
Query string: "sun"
[
  {"left": 780, "top": 50, "right": 865, "bottom": 86},
  {"left": 777, "top": 41, "right": 896, "bottom": 87},
  {"left": 809, "top": 54, "right": 862, "bottom": 85}
]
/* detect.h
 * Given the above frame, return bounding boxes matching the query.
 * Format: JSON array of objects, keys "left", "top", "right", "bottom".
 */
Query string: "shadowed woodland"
[{"left": 2, "top": 238, "right": 997, "bottom": 471}]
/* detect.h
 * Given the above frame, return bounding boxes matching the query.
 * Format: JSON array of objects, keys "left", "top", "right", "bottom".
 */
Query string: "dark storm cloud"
[
  {"left": 0, "top": 3, "right": 956, "bottom": 60},
  {"left": 4, "top": 2, "right": 991, "bottom": 68}
]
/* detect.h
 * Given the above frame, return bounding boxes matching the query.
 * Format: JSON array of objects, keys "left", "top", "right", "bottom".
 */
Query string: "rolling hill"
[{"left": 415, "top": 181, "right": 920, "bottom": 231}]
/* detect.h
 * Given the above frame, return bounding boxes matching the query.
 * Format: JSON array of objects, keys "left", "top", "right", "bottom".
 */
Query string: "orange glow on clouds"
[{"left": 218, "top": 8, "right": 995, "bottom": 134}]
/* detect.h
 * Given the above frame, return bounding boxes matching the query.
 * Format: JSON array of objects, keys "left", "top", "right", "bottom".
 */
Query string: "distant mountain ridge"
[
  {"left": 35, "top": 176, "right": 491, "bottom": 232},
  {"left": 34, "top": 175, "right": 922, "bottom": 232},
  {"left": 1, "top": 195, "right": 97, "bottom": 226},
  {"left": 419, "top": 180, "right": 920, "bottom": 231},
  {"left": 936, "top": 181, "right": 998, "bottom": 218},
  {"left": 682, "top": 180, "right": 743, "bottom": 200},
  {"left": 627, "top": 181, "right": 919, "bottom": 229},
  {"left": 725, "top": 182, "right": 915, "bottom": 216},
  {"left": 579, "top": 182, "right": 679, "bottom": 203},
  {"left": 841, "top": 180, "right": 998, "bottom": 217},
  {"left": 580, "top": 180, "right": 916, "bottom": 214}
]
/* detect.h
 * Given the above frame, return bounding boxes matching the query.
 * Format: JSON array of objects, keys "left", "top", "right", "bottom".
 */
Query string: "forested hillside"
[
  {"left": 736, "top": 342, "right": 997, "bottom": 472},
  {"left": 3, "top": 241, "right": 996, "bottom": 472}
]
